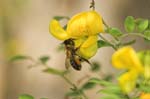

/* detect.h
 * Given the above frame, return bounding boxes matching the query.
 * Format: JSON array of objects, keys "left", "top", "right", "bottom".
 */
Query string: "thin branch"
[
  {"left": 98, "top": 34, "right": 118, "bottom": 50},
  {"left": 90, "top": 0, "right": 95, "bottom": 10},
  {"left": 102, "top": 18, "right": 109, "bottom": 29}
]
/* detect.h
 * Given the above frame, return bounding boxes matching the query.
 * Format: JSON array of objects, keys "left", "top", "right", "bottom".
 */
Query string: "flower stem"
[
  {"left": 62, "top": 75, "right": 89, "bottom": 99},
  {"left": 98, "top": 34, "right": 118, "bottom": 50},
  {"left": 102, "top": 19, "right": 109, "bottom": 29},
  {"left": 62, "top": 75, "right": 76, "bottom": 88},
  {"left": 90, "top": 0, "right": 95, "bottom": 10}
]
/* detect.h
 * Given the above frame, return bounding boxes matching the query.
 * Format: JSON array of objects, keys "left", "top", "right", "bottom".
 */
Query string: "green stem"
[
  {"left": 90, "top": 0, "right": 95, "bottom": 10},
  {"left": 62, "top": 75, "right": 76, "bottom": 88},
  {"left": 98, "top": 34, "right": 118, "bottom": 50},
  {"left": 62, "top": 75, "right": 88, "bottom": 99},
  {"left": 102, "top": 19, "right": 109, "bottom": 29},
  {"left": 81, "top": 91, "right": 89, "bottom": 99}
]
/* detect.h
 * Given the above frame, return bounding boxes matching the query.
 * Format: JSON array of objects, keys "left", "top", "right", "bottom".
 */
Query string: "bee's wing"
[{"left": 65, "top": 57, "right": 71, "bottom": 70}]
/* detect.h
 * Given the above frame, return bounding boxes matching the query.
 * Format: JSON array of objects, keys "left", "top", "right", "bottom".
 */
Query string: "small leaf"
[
  {"left": 143, "top": 30, "right": 150, "bottom": 40},
  {"left": 124, "top": 16, "right": 135, "bottom": 32},
  {"left": 97, "top": 40, "right": 111, "bottom": 48},
  {"left": 81, "top": 82, "right": 96, "bottom": 90},
  {"left": 39, "top": 56, "right": 50, "bottom": 64},
  {"left": 136, "top": 19, "right": 149, "bottom": 32},
  {"left": 90, "top": 62, "right": 101, "bottom": 72},
  {"left": 100, "top": 94, "right": 121, "bottom": 99},
  {"left": 19, "top": 94, "right": 34, "bottom": 99},
  {"left": 89, "top": 78, "right": 114, "bottom": 86},
  {"left": 53, "top": 16, "right": 69, "bottom": 21},
  {"left": 139, "top": 84, "right": 150, "bottom": 93},
  {"left": 103, "top": 75, "right": 113, "bottom": 81},
  {"left": 106, "top": 28, "right": 122, "bottom": 37},
  {"left": 98, "top": 86, "right": 122, "bottom": 95},
  {"left": 43, "top": 68, "right": 67, "bottom": 75},
  {"left": 10, "top": 55, "right": 30, "bottom": 62}
]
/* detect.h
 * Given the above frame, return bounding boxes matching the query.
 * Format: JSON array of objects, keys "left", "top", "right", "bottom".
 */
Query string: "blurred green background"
[{"left": 0, "top": 0, "right": 150, "bottom": 99}]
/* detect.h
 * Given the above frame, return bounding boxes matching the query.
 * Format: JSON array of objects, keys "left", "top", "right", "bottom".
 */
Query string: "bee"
[{"left": 63, "top": 39, "right": 91, "bottom": 71}]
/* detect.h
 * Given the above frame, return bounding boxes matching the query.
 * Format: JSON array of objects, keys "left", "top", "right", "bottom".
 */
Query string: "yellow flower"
[
  {"left": 49, "top": 11, "right": 104, "bottom": 59},
  {"left": 67, "top": 11, "right": 104, "bottom": 38},
  {"left": 49, "top": 19, "right": 70, "bottom": 40},
  {"left": 112, "top": 46, "right": 144, "bottom": 93}
]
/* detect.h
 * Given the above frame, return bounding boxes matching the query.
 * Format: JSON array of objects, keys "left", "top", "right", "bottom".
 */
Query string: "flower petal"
[
  {"left": 67, "top": 11, "right": 104, "bottom": 38},
  {"left": 112, "top": 46, "right": 143, "bottom": 72},
  {"left": 118, "top": 70, "right": 138, "bottom": 93},
  {"left": 78, "top": 36, "right": 98, "bottom": 59},
  {"left": 49, "top": 19, "right": 69, "bottom": 40}
]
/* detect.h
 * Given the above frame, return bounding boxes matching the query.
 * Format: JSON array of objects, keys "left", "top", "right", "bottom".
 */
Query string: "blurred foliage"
[
  {"left": 13, "top": 14, "right": 150, "bottom": 99},
  {"left": 9, "top": 0, "right": 150, "bottom": 98}
]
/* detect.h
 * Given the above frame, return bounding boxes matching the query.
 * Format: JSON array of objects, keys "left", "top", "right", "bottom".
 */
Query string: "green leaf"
[
  {"left": 91, "top": 62, "right": 101, "bottom": 72},
  {"left": 124, "top": 16, "right": 135, "bottom": 32},
  {"left": 53, "top": 16, "right": 69, "bottom": 21},
  {"left": 148, "top": 20, "right": 150, "bottom": 29},
  {"left": 103, "top": 75, "right": 113, "bottom": 81},
  {"left": 137, "top": 50, "right": 150, "bottom": 65},
  {"left": 98, "top": 86, "right": 122, "bottom": 95},
  {"left": 19, "top": 94, "right": 34, "bottom": 99},
  {"left": 43, "top": 68, "right": 67, "bottom": 75},
  {"left": 81, "top": 82, "right": 96, "bottom": 90},
  {"left": 97, "top": 40, "right": 111, "bottom": 48},
  {"left": 139, "top": 84, "right": 150, "bottom": 93},
  {"left": 39, "top": 56, "right": 50, "bottom": 64},
  {"left": 88, "top": 78, "right": 114, "bottom": 86},
  {"left": 143, "top": 30, "right": 150, "bottom": 40},
  {"left": 136, "top": 19, "right": 149, "bottom": 32},
  {"left": 66, "top": 90, "right": 82, "bottom": 97},
  {"left": 10, "top": 55, "right": 30, "bottom": 62},
  {"left": 100, "top": 94, "right": 122, "bottom": 99},
  {"left": 106, "top": 27, "right": 122, "bottom": 37}
]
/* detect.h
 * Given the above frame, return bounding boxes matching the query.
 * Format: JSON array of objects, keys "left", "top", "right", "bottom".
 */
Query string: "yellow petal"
[
  {"left": 112, "top": 46, "right": 144, "bottom": 72},
  {"left": 118, "top": 70, "right": 138, "bottom": 93},
  {"left": 67, "top": 11, "right": 104, "bottom": 38},
  {"left": 78, "top": 36, "right": 98, "bottom": 59},
  {"left": 49, "top": 19, "right": 69, "bottom": 40}
]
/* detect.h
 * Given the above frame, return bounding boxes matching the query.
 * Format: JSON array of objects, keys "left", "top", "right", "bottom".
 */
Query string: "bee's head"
[{"left": 63, "top": 39, "right": 75, "bottom": 46}]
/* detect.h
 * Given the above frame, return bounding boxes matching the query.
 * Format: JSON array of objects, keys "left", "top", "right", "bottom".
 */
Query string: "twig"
[
  {"left": 102, "top": 18, "right": 109, "bottom": 29},
  {"left": 98, "top": 34, "right": 118, "bottom": 50},
  {"left": 90, "top": 0, "right": 95, "bottom": 10}
]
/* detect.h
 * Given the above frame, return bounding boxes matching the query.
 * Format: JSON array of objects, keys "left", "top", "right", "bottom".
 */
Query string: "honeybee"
[{"left": 63, "top": 39, "right": 91, "bottom": 70}]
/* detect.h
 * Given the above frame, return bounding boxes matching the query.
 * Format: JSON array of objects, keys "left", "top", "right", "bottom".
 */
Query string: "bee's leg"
[
  {"left": 80, "top": 57, "right": 92, "bottom": 65},
  {"left": 75, "top": 44, "right": 82, "bottom": 51}
]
